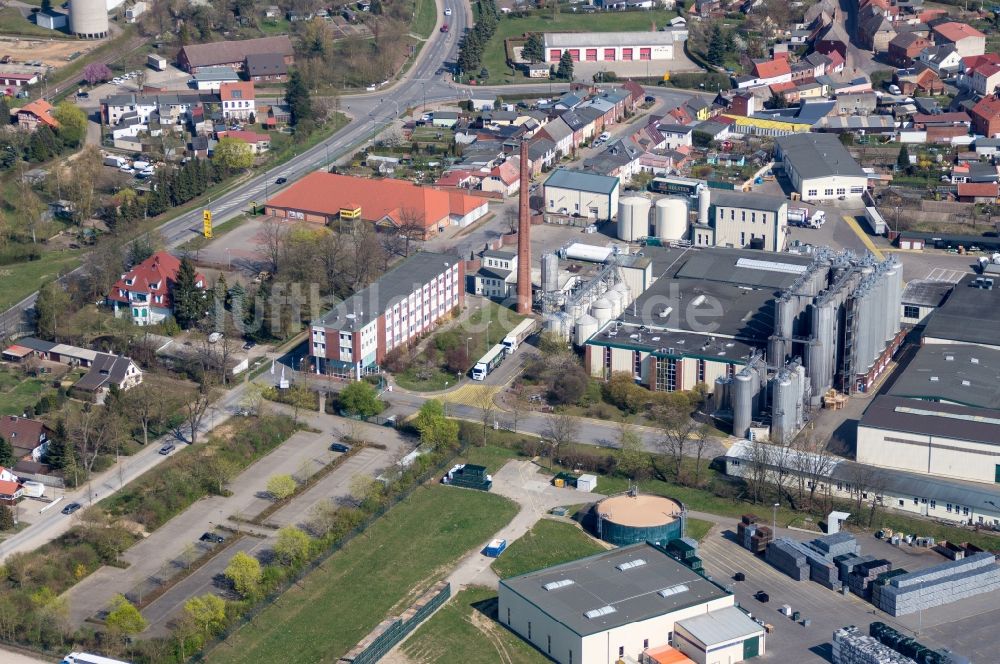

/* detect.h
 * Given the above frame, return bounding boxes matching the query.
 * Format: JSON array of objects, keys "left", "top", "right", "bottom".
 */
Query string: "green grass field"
[
  {"left": 402, "top": 586, "right": 548, "bottom": 664},
  {"left": 492, "top": 519, "right": 605, "bottom": 579},
  {"left": 462, "top": 445, "right": 521, "bottom": 474},
  {"left": 0, "top": 365, "right": 63, "bottom": 417},
  {"left": 413, "top": 0, "right": 438, "bottom": 39},
  {"left": 481, "top": 10, "right": 679, "bottom": 84},
  {"left": 208, "top": 485, "right": 519, "bottom": 664},
  {"left": 685, "top": 517, "right": 714, "bottom": 543},
  {"left": 0, "top": 250, "right": 82, "bottom": 310},
  {"left": 0, "top": 7, "right": 74, "bottom": 38}
]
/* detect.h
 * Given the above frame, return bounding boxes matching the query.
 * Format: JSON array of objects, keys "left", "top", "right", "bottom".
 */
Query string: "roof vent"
[
  {"left": 929, "top": 376, "right": 939, "bottom": 382},
  {"left": 945, "top": 355, "right": 954, "bottom": 361},
  {"left": 971, "top": 357, "right": 980, "bottom": 364},
  {"left": 543, "top": 579, "right": 575, "bottom": 591},
  {"left": 616, "top": 558, "right": 647, "bottom": 571},
  {"left": 584, "top": 606, "right": 617, "bottom": 619},
  {"left": 962, "top": 380, "right": 971, "bottom": 386},
  {"left": 658, "top": 584, "right": 690, "bottom": 598}
]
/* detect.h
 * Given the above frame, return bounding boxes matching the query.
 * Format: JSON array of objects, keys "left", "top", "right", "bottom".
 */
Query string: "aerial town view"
[{"left": 0, "top": 0, "right": 999, "bottom": 662}]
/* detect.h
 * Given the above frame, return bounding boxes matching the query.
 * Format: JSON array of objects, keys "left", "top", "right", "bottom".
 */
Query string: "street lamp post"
[
  {"left": 466, "top": 336, "right": 472, "bottom": 360},
  {"left": 772, "top": 502, "right": 780, "bottom": 533}
]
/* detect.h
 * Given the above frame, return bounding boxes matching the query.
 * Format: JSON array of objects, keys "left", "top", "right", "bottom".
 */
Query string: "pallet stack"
[
  {"left": 834, "top": 554, "right": 875, "bottom": 582},
  {"left": 750, "top": 526, "right": 773, "bottom": 554},
  {"left": 848, "top": 559, "right": 893, "bottom": 599},
  {"left": 831, "top": 626, "right": 917, "bottom": 664},
  {"left": 871, "top": 552, "right": 1000, "bottom": 617},
  {"left": 810, "top": 532, "right": 861, "bottom": 558},
  {"left": 737, "top": 514, "right": 773, "bottom": 554},
  {"left": 765, "top": 538, "right": 809, "bottom": 581}
]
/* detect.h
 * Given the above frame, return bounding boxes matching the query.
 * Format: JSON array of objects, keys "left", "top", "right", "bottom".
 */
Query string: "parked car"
[
  {"left": 275, "top": 177, "right": 287, "bottom": 184},
  {"left": 440, "top": 24, "right": 449, "bottom": 32},
  {"left": 199, "top": 532, "right": 225, "bottom": 544},
  {"left": 242, "top": 340, "right": 256, "bottom": 350},
  {"left": 61, "top": 502, "right": 82, "bottom": 515},
  {"left": 159, "top": 444, "right": 175, "bottom": 455},
  {"left": 444, "top": 7, "right": 452, "bottom": 14},
  {"left": 330, "top": 442, "right": 351, "bottom": 453}
]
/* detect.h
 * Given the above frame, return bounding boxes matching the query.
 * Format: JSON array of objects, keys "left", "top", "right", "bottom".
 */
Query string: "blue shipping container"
[{"left": 484, "top": 538, "right": 507, "bottom": 557}]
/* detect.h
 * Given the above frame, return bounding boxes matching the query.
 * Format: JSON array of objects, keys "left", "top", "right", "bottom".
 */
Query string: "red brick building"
[{"left": 971, "top": 95, "right": 1000, "bottom": 138}]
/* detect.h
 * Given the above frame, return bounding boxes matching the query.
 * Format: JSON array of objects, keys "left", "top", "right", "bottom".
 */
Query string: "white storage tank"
[
  {"left": 606, "top": 287, "right": 624, "bottom": 317},
  {"left": 698, "top": 187, "right": 711, "bottom": 225},
  {"left": 541, "top": 253, "right": 559, "bottom": 294},
  {"left": 70, "top": 0, "right": 110, "bottom": 38},
  {"left": 617, "top": 196, "right": 651, "bottom": 242},
  {"left": 575, "top": 314, "right": 599, "bottom": 346},
  {"left": 591, "top": 298, "right": 613, "bottom": 327},
  {"left": 654, "top": 197, "right": 689, "bottom": 241},
  {"left": 612, "top": 281, "right": 632, "bottom": 310}
]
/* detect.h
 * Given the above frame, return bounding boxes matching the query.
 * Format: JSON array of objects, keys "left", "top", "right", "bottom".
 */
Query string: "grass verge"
[
  {"left": 207, "top": 485, "right": 518, "bottom": 663},
  {"left": 685, "top": 517, "right": 714, "bottom": 543},
  {"left": 402, "top": 586, "right": 548, "bottom": 664},
  {"left": 0, "top": 249, "right": 82, "bottom": 310},
  {"left": 0, "top": 8, "right": 75, "bottom": 38},
  {"left": 492, "top": 518, "right": 606, "bottom": 579},
  {"left": 413, "top": 0, "right": 438, "bottom": 39}
]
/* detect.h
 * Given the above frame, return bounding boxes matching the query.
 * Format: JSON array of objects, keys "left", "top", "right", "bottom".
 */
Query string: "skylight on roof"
[
  {"left": 584, "top": 606, "right": 617, "bottom": 619},
  {"left": 658, "top": 584, "right": 690, "bottom": 598},
  {"left": 895, "top": 405, "right": 1000, "bottom": 426},
  {"left": 735, "top": 257, "right": 808, "bottom": 275},
  {"left": 616, "top": 558, "right": 647, "bottom": 571},
  {"left": 543, "top": 579, "right": 574, "bottom": 591}
]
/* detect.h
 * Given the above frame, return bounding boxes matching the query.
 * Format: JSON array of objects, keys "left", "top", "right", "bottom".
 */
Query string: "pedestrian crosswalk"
[
  {"left": 923, "top": 267, "right": 966, "bottom": 283},
  {"left": 440, "top": 384, "right": 501, "bottom": 408}
]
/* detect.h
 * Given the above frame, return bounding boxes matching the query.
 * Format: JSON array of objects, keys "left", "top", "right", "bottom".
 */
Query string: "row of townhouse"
[{"left": 101, "top": 81, "right": 257, "bottom": 128}]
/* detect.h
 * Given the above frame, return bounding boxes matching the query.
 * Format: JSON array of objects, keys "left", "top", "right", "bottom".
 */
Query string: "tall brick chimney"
[{"left": 516, "top": 139, "right": 532, "bottom": 315}]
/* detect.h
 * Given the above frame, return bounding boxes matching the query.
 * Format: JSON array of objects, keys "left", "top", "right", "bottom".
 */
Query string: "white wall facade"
[
  {"left": 856, "top": 424, "right": 1000, "bottom": 486},
  {"left": 545, "top": 44, "right": 674, "bottom": 64},
  {"left": 710, "top": 204, "right": 788, "bottom": 252},
  {"left": 545, "top": 185, "right": 619, "bottom": 219},
  {"left": 793, "top": 174, "right": 867, "bottom": 202}
]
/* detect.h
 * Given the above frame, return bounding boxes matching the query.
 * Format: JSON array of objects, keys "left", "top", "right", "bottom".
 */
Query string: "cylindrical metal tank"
[
  {"left": 795, "top": 363, "right": 807, "bottom": 426},
  {"left": 606, "top": 287, "right": 624, "bottom": 317},
  {"left": 566, "top": 300, "right": 583, "bottom": 320},
  {"left": 574, "top": 314, "right": 599, "bottom": 346},
  {"left": 713, "top": 375, "right": 730, "bottom": 414},
  {"left": 617, "top": 196, "right": 651, "bottom": 242},
  {"left": 733, "top": 370, "right": 754, "bottom": 439},
  {"left": 770, "top": 373, "right": 795, "bottom": 444},
  {"left": 612, "top": 280, "right": 631, "bottom": 308},
  {"left": 808, "top": 302, "right": 836, "bottom": 397},
  {"left": 556, "top": 312, "right": 572, "bottom": 341},
  {"left": 889, "top": 261, "right": 903, "bottom": 335},
  {"left": 592, "top": 495, "right": 684, "bottom": 546},
  {"left": 654, "top": 197, "right": 688, "bottom": 241},
  {"left": 853, "top": 288, "right": 874, "bottom": 376},
  {"left": 70, "top": 0, "right": 110, "bottom": 38},
  {"left": 591, "top": 298, "right": 613, "bottom": 327},
  {"left": 541, "top": 253, "right": 559, "bottom": 294},
  {"left": 698, "top": 187, "right": 711, "bottom": 225}
]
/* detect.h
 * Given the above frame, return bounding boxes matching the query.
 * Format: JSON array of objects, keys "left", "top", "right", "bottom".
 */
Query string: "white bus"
[
  {"left": 472, "top": 343, "right": 507, "bottom": 381},
  {"left": 62, "top": 653, "right": 133, "bottom": 664},
  {"left": 501, "top": 319, "right": 537, "bottom": 354}
]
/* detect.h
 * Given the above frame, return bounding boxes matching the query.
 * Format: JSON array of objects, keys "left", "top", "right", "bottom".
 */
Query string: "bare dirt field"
[{"left": 0, "top": 36, "right": 100, "bottom": 69}]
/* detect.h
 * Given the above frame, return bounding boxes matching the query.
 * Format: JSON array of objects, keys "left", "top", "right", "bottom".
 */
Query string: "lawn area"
[
  {"left": 0, "top": 8, "right": 74, "bottom": 38},
  {"left": 208, "top": 485, "right": 519, "bottom": 664},
  {"left": 685, "top": 517, "right": 714, "bottom": 543},
  {"left": 492, "top": 518, "right": 606, "bottom": 579},
  {"left": 0, "top": 250, "right": 82, "bottom": 310},
  {"left": 0, "top": 364, "right": 63, "bottom": 417},
  {"left": 481, "top": 10, "right": 678, "bottom": 84},
  {"left": 461, "top": 444, "right": 521, "bottom": 474},
  {"left": 412, "top": 0, "right": 438, "bottom": 39},
  {"left": 402, "top": 586, "right": 547, "bottom": 664}
]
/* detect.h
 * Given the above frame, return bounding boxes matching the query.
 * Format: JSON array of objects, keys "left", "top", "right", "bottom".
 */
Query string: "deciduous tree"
[
  {"left": 105, "top": 594, "right": 147, "bottom": 637},
  {"left": 184, "top": 594, "right": 227, "bottom": 638},
  {"left": 83, "top": 62, "right": 113, "bottom": 85},
  {"left": 53, "top": 102, "right": 87, "bottom": 148},
  {"left": 340, "top": 381, "right": 381, "bottom": 418},
  {"left": 266, "top": 473, "right": 297, "bottom": 501},
  {"left": 273, "top": 526, "right": 311, "bottom": 566},
  {"left": 213, "top": 136, "right": 254, "bottom": 170},
  {"left": 223, "top": 551, "right": 262, "bottom": 598}
]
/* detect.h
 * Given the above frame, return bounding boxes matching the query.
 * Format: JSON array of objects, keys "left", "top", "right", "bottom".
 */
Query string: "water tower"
[{"left": 70, "top": 0, "right": 109, "bottom": 39}]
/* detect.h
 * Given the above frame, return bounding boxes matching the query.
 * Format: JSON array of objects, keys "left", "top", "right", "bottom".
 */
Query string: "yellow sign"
[
  {"left": 662, "top": 70, "right": 670, "bottom": 81},
  {"left": 203, "top": 210, "right": 213, "bottom": 238}
]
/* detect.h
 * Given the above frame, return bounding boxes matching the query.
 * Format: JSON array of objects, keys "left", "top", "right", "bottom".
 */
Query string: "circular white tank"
[
  {"left": 698, "top": 187, "right": 711, "bottom": 225},
  {"left": 575, "top": 314, "right": 599, "bottom": 346},
  {"left": 70, "top": 0, "right": 110, "bottom": 38},
  {"left": 654, "top": 197, "right": 689, "bottom": 241},
  {"left": 606, "top": 287, "right": 624, "bottom": 317},
  {"left": 617, "top": 196, "right": 651, "bottom": 242},
  {"left": 612, "top": 281, "right": 631, "bottom": 310},
  {"left": 566, "top": 301, "right": 583, "bottom": 320},
  {"left": 591, "top": 298, "right": 613, "bottom": 327}
]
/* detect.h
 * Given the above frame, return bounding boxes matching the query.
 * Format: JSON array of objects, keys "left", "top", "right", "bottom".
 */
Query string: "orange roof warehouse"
[{"left": 263, "top": 173, "right": 490, "bottom": 239}]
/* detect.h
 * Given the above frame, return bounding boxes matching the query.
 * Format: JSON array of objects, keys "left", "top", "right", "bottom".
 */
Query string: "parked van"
[
  {"left": 22, "top": 481, "right": 44, "bottom": 498},
  {"left": 104, "top": 155, "right": 127, "bottom": 168}
]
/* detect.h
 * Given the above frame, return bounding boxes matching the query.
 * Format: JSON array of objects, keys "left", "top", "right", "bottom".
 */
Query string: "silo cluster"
[
  {"left": 728, "top": 354, "right": 767, "bottom": 439},
  {"left": 617, "top": 196, "right": 651, "bottom": 241},
  {"left": 769, "top": 359, "right": 807, "bottom": 444},
  {"left": 617, "top": 195, "right": 691, "bottom": 243},
  {"left": 69, "top": 0, "right": 109, "bottom": 38}
]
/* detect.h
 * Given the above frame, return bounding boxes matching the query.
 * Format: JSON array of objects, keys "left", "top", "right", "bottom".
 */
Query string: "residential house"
[
  {"left": 245, "top": 53, "right": 288, "bottom": 82},
  {"left": 656, "top": 123, "right": 693, "bottom": 149},
  {"left": 888, "top": 32, "right": 932, "bottom": 67},
  {"left": 974, "top": 137, "right": 1000, "bottom": 156},
  {"left": 535, "top": 116, "right": 573, "bottom": 158},
  {"left": 0, "top": 416, "right": 51, "bottom": 463},
  {"left": 834, "top": 92, "right": 878, "bottom": 116},
  {"left": 630, "top": 122, "right": 665, "bottom": 152},
  {"left": 0, "top": 472, "right": 22, "bottom": 506},
  {"left": 912, "top": 111, "right": 971, "bottom": 143},
  {"left": 918, "top": 43, "right": 962, "bottom": 74},
  {"left": 471, "top": 249, "right": 518, "bottom": 299},
  {"left": 956, "top": 182, "right": 999, "bottom": 203},
  {"left": 527, "top": 137, "right": 557, "bottom": 175},
  {"left": 481, "top": 158, "right": 521, "bottom": 196},
  {"left": 560, "top": 110, "right": 595, "bottom": 148},
  {"left": 216, "top": 129, "right": 271, "bottom": 154},
  {"left": 220, "top": 81, "right": 256, "bottom": 121},
  {"left": 738, "top": 58, "right": 792, "bottom": 89},
  {"left": 858, "top": 7, "right": 896, "bottom": 53},
  {"left": 432, "top": 111, "right": 461, "bottom": 128},
  {"left": 931, "top": 22, "right": 985, "bottom": 58},
  {"left": 582, "top": 138, "right": 643, "bottom": 180},
  {"left": 894, "top": 66, "right": 945, "bottom": 95},
  {"left": 971, "top": 95, "right": 1000, "bottom": 137},
  {"left": 12, "top": 99, "right": 58, "bottom": 132},
  {"left": 972, "top": 62, "right": 1000, "bottom": 96},
  {"left": 107, "top": 251, "right": 206, "bottom": 326},
  {"left": 7, "top": 338, "right": 144, "bottom": 400}
]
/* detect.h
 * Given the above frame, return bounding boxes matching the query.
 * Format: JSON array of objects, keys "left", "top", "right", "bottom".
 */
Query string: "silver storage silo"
[
  {"left": 541, "top": 253, "right": 559, "bottom": 294},
  {"left": 566, "top": 300, "right": 584, "bottom": 320},
  {"left": 733, "top": 370, "right": 754, "bottom": 439},
  {"left": 612, "top": 281, "right": 632, "bottom": 311},
  {"left": 70, "top": 0, "right": 110, "bottom": 38},
  {"left": 770, "top": 372, "right": 795, "bottom": 444},
  {"left": 606, "top": 286, "right": 624, "bottom": 317},
  {"left": 574, "top": 314, "right": 599, "bottom": 346},
  {"left": 852, "top": 288, "right": 873, "bottom": 378},
  {"left": 808, "top": 301, "right": 837, "bottom": 397},
  {"left": 713, "top": 375, "right": 730, "bottom": 414},
  {"left": 889, "top": 261, "right": 903, "bottom": 335},
  {"left": 617, "top": 196, "right": 652, "bottom": 241},
  {"left": 697, "top": 187, "right": 711, "bottom": 225},
  {"left": 795, "top": 363, "right": 807, "bottom": 426},
  {"left": 654, "top": 197, "right": 689, "bottom": 241},
  {"left": 591, "top": 298, "right": 613, "bottom": 327}
]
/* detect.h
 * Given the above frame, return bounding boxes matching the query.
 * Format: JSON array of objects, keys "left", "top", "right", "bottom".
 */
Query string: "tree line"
[{"left": 457, "top": 0, "right": 500, "bottom": 78}]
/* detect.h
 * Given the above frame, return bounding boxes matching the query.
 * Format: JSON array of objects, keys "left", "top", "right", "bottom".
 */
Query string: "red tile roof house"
[
  {"left": 931, "top": 22, "right": 986, "bottom": 58},
  {"left": 216, "top": 129, "right": 272, "bottom": 154},
  {"left": 264, "top": 172, "right": 490, "bottom": 240},
  {"left": 12, "top": 99, "right": 59, "bottom": 132},
  {"left": 0, "top": 416, "right": 52, "bottom": 463},
  {"left": 956, "top": 182, "right": 999, "bottom": 203},
  {"left": 220, "top": 81, "right": 256, "bottom": 121},
  {"left": 971, "top": 95, "right": 1000, "bottom": 138},
  {"left": 480, "top": 158, "right": 521, "bottom": 197},
  {"left": 107, "top": 251, "right": 206, "bottom": 326}
]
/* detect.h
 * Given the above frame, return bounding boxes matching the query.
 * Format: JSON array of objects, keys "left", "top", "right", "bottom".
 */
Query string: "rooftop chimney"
[{"left": 516, "top": 140, "right": 532, "bottom": 315}]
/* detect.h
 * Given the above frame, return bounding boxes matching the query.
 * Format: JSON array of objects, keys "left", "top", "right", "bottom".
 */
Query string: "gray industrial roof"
[
  {"left": 710, "top": 190, "right": 787, "bottom": 213},
  {"left": 500, "top": 543, "right": 730, "bottom": 637},
  {"left": 900, "top": 280, "right": 954, "bottom": 308},
  {"left": 544, "top": 31, "right": 678, "bottom": 48},
  {"left": 315, "top": 251, "right": 460, "bottom": 332},
  {"left": 923, "top": 274, "right": 1000, "bottom": 347},
  {"left": 776, "top": 132, "right": 867, "bottom": 180},
  {"left": 483, "top": 249, "right": 516, "bottom": 260},
  {"left": 676, "top": 606, "right": 763, "bottom": 646},
  {"left": 544, "top": 168, "right": 620, "bottom": 195},
  {"left": 194, "top": 67, "right": 239, "bottom": 81},
  {"left": 859, "top": 394, "right": 1000, "bottom": 447},
  {"left": 588, "top": 321, "right": 758, "bottom": 364},
  {"left": 887, "top": 344, "right": 1000, "bottom": 409}
]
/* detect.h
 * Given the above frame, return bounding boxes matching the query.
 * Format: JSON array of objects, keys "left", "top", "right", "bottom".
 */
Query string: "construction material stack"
[
  {"left": 749, "top": 526, "right": 772, "bottom": 554},
  {"left": 662, "top": 537, "right": 703, "bottom": 571},
  {"left": 810, "top": 532, "right": 861, "bottom": 558},
  {"left": 737, "top": 514, "right": 772, "bottom": 554},
  {"left": 869, "top": 623, "right": 966, "bottom": 664},
  {"left": 834, "top": 554, "right": 876, "bottom": 584},
  {"left": 831, "top": 626, "right": 917, "bottom": 664},
  {"left": 443, "top": 464, "right": 493, "bottom": 491},
  {"left": 765, "top": 539, "right": 809, "bottom": 581},
  {"left": 848, "top": 559, "right": 893, "bottom": 599},
  {"left": 765, "top": 532, "right": 861, "bottom": 589},
  {"left": 871, "top": 552, "right": 1000, "bottom": 616}
]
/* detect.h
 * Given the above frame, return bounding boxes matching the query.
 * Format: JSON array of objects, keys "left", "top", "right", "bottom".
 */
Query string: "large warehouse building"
[
  {"left": 543, "top": 30, "right": 687, "bottom": 64},
  {"left": 544, "top": 169, "right": 620, "bottom": 220},
  {"left": 775, "top": 133, "right": 868, "bottom": 202},
  {"left": 690, "top": 188, "right": 789, "bottom": 252},
  {"left": 581, "top": 245, "right": 903, "bottom": 441},
  {"left": 308, "top": 252, "right": 463, "bottom": 378},
  {"left": 498, "top": 543, "right": 764, "bottom": 664}
]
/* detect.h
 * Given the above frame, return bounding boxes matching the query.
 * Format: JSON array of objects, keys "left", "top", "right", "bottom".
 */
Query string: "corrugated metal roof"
[
  {"left": 544, "top": 168, "right": 619, "bottom": 195},
  {"left": 676, "top": 606, "right": 764, "bottom": 646}
]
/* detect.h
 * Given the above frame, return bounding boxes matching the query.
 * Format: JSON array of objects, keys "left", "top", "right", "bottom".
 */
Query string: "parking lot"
[{"left": 698, "top": 521, "right": 996, "bottom": 663}]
